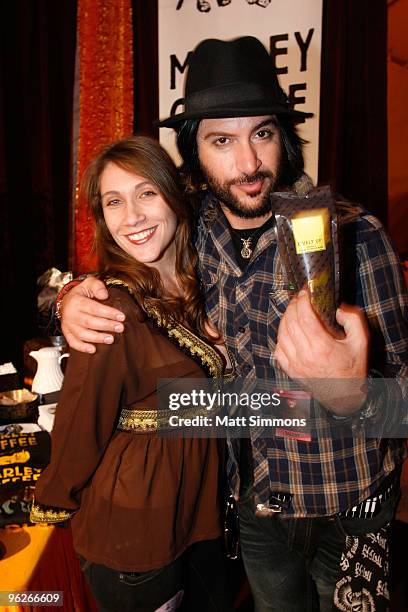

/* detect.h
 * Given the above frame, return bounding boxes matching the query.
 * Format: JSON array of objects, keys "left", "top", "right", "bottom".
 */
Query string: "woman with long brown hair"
[{"left": 31, "top": 136, "right": 233, "bottom": 612}]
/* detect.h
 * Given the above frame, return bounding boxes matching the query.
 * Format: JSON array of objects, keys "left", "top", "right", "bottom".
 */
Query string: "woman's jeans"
[
  {"left": 79, "top": 538, "right": 232, "bottom": 612},
  {"left": 238, "top": 492, "right": 398, "bottom": 612}
]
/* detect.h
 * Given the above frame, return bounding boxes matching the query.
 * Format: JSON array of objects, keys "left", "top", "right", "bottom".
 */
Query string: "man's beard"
[{"left": 200, "top": 168, "right": 279, "bottom": 219}]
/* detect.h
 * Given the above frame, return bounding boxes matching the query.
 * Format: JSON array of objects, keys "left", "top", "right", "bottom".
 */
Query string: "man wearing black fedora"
[{"left": 59, "top": 37, "right": 407, "bottom": 611}]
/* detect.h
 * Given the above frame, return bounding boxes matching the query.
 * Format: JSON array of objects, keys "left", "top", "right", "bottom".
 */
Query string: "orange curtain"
[{"left": 74, "top": 0, "right": 134, "bottom": 273}]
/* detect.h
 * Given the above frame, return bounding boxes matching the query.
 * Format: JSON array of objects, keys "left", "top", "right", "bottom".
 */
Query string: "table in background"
[{"left": 0, "top": 524, "right": 96, "bottom": 612}]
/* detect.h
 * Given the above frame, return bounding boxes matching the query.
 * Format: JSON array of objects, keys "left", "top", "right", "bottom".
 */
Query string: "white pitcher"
[{"left": 29, "top": 347, "right": 69, "bottom": 395}]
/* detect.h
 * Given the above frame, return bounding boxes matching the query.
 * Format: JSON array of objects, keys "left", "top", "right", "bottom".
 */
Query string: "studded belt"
[{"left": 339, "top": 477, "right": 399, "bottom": 519}]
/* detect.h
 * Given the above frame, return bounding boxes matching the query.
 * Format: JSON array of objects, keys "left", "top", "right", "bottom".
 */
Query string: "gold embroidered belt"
[{"left": 117, "top": 406, "right": 212, "bottom": 433}]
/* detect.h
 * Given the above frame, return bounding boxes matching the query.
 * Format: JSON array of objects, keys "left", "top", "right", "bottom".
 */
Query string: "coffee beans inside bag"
[{"left": 273, "top": 186, "right": 341, "bottom": 335}]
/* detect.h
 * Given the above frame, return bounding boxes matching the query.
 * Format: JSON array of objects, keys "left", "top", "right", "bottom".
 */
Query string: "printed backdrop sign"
[{"left": 158, "top": 0, "right": 323, "bottom": 182}]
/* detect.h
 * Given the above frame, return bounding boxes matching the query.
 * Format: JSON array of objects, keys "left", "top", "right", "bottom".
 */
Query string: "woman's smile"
[{"left": 125, "top": 225, "right": 158, "bottom": 245}]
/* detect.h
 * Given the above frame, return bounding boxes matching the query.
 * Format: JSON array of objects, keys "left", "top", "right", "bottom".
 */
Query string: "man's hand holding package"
[
  {"left": 274, "top": 290, "right": 370, "bottom": 415},
  {"left": 61, "top": 277, "right": 125, "bottom": 353}
]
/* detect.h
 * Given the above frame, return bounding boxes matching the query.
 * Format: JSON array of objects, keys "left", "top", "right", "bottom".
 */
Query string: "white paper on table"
[{"left": 38, "top": 404, "right": 57, "bottom": 432}]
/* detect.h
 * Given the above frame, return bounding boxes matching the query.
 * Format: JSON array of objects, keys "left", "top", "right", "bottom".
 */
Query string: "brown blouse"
[{"left": 32, "top": 285, "right": 225, "bottom": 572}]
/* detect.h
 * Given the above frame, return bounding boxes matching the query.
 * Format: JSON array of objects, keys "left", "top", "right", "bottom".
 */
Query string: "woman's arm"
[{"left": 31, "top": 291, "right": 139, "bottom": 521}]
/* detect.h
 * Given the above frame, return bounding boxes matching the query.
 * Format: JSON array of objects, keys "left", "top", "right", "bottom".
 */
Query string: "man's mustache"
[{"left": 229, "top": 171, "right": 274, "bottom": 187}]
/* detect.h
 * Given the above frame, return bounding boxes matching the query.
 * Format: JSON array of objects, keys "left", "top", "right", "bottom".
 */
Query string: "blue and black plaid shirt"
[{"left": 195, "top": 179, "right": 408, "bottom": 517}]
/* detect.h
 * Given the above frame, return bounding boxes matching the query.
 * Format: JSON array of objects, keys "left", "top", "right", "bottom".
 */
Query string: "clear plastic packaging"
[{"left": 273, "top": 186, "right": 340, "bottom": 334}]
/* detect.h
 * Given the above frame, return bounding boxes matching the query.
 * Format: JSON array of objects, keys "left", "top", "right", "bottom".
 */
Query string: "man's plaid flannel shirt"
[{"left": 195, "top": 180, "right": 408, "bottom": 517}]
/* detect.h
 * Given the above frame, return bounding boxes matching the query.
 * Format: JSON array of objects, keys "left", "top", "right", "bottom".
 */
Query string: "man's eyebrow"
[
  {"left": 200, "top": 128, "right": 233, "bottom": 139},
  {"left": 253, "top": 117, "right": 278, "bottom": 131},
  {"left": 201, "top": 117, "right": 278, "bottom": 139}
]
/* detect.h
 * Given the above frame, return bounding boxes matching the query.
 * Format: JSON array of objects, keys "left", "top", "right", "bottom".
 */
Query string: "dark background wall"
[
  {"left": 388, "top": 0, "right": 408, "bottom": 256},
  {"left": 0, "top": 0, "right": 390, "bottom": 371},
  {"left": 318, "top": 0, "right": 388, "bottom": 221},
  {"left": 0, "top": 0, "right": 77, "bottom": 370}
]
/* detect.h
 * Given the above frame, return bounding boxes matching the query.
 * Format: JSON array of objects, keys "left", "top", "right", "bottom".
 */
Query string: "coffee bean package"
[{"left": 273, "top": 186, "right": 340, "bottom": 334}]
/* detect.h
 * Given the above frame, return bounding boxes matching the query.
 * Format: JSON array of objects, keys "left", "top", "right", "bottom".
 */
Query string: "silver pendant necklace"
[{"left": 240, "top": 237, "right": 253, "bottom": 259}]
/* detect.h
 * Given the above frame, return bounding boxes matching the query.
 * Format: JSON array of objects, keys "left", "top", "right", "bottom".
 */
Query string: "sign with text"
[{"left": 158, "top": 0, "right": 323, "bottom": 182}]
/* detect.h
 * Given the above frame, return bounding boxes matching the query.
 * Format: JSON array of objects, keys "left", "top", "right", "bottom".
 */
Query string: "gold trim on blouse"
[
  {"left": 144, "top": 298, "right": 224, "bottom": 379},
  {"left": 104, "top": 277, "right": 235, "bottom": 380},
  {"left": 30, "top": 501, "right": 72, "bottom": 524},
  {"left": 118, "top": 406, "right": 213, "bottom": 433},
  {"left": 119, "top": 407, "right": 159, "bottom": 431}
]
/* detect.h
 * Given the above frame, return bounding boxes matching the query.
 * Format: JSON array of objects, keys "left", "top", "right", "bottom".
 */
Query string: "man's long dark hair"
[{"left": 176, "top": 115, "right": 306, "bottom": 194}]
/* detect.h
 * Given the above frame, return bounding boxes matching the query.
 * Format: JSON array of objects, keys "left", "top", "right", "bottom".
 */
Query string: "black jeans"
[
  {"left": 238, "top": 492, "right": 398, "bottom": 612},
  {"left": 79, "top": 538, "right": 232, "bottom": 612}
]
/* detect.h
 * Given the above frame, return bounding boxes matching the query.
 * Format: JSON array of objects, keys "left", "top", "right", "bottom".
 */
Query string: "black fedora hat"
[{"left": 158, "top": 36, "right": 313, "bottom": 128}]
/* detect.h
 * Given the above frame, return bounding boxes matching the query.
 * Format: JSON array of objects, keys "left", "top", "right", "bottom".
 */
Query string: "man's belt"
[
  {"left": 256, "top": 470, "right": 400, "bottom": 518},
  {"left": 339, "top": 476, "right": 399, "bottom": 519},
  {"left": 256, "top": 492, "right": 292, "bottom": 516}
]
